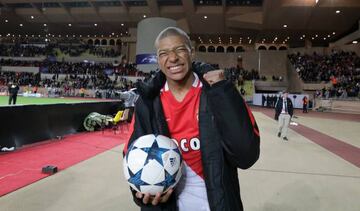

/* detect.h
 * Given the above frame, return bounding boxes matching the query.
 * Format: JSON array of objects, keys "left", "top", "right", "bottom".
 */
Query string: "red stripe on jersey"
[
  {"left": 161, "top": 75, "right": 204, "bottom": 179},
  {"left": 244, "top": 102, "right": 260, "bottom": 137}
]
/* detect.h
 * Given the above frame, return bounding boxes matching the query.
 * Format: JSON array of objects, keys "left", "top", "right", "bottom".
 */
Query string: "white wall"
[{"left": 1, "top": 66, "right": 39, "bottom": 73}]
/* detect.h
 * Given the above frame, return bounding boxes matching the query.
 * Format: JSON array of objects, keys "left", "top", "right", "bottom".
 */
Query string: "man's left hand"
[{"left": 203, "top": 70, "right": 225, "bottom": 86}]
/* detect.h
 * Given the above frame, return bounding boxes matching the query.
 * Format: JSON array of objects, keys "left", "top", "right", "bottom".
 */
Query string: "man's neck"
[{"left": 167, "top": 72, "right": 195, "bottom": 102}]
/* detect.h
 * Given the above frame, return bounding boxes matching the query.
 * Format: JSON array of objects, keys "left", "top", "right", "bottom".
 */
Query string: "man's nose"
[{"left": 167, "top": 50, "right": 178, "bottom": 61}]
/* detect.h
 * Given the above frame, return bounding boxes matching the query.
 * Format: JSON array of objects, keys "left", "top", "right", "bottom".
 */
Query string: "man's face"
[
  {"left": 283, "top": 93, "right": 288, "bottom": 98},
  {"left": 156, "top": 35, "right": 193, "bottom": 82}
]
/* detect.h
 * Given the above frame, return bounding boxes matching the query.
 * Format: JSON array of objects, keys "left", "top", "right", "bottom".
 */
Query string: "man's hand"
[
  {"left": 135, "top": 188, "right": 173, "bottom": 206},
  {"left": 203, "top": 69, "right": 225, "bottom": 86}
]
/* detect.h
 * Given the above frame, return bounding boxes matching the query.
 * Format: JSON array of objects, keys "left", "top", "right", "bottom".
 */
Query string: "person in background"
[
  {"left": 275, "top": 91, "right": 293, "bottom": 141},
  {"left": 32, "top": 85, "right": 38, "bottom": 94},
  {"left": 115, "top": 88, "right": 139, "bottom": 122},
  {"left": 240, "top": 86, "right": 246, "bottom": 96},
  {"left": 79, "top": 87, "right": 85, "bottom": 97},
  {"left": 302, "top": 96, "right": 308, "bottom": 113},
  {"left": 262, "top": 94, "right": 266, "bottom": 107},
  {"left": 8, "top": 81, "right": 20, "bottom": 105}
]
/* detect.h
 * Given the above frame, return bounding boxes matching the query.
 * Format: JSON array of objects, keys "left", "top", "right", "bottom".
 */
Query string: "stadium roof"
[{"left": 0, "top": 0, "right": 359, "bottom": 46}]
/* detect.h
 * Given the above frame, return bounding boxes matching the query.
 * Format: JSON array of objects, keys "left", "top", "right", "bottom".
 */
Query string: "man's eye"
[
  {"left": 158, "top": 52, "right": 167, "bottom": 57},
  {"left": 176, "top": 48, "right": 188, "bottom": 52}
]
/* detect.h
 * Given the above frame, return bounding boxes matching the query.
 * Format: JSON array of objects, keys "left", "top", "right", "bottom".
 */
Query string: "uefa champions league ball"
[{"left": 123, "top": 134, "right": 183, "bottom": 195}]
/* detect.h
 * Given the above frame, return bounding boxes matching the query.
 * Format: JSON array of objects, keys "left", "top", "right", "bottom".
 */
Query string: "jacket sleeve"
[
  {"left": 122, "top": 99, "right": 151, "bottom": 207},
  {"left": 206, "top": 80, "right": 260, "bottom": 169},
  {"left": 274, "top": 98, "right": 280, "bottom": 120},
  {"left": 123, "top": 98, "right": 175, "bottom": 209}
]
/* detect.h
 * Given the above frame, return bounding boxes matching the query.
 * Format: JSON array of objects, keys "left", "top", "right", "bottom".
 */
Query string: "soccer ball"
[{"left": 123, "top": 134, "right": 183, "bottom": 195}]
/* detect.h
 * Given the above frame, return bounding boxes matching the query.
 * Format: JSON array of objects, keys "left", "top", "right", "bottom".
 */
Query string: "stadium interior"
[{"left": 0, "top": 0, "right": 359, "bottom": 210}]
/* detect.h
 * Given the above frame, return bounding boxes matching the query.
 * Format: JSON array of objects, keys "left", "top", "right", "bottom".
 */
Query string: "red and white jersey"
[{"left": 160, "top": 73, "right": 210, "bottom": 211}]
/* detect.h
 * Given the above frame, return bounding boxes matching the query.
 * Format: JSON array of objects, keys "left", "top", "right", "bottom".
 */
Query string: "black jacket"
[
  {"left": 8, "top": 84, "right": 19, "bottom": 95},
  {"left": 274, "top": 97, "right": 294, "bottom": 120},
  {"left": 124, "top": 62, "right": 260, "bottom": 211}
]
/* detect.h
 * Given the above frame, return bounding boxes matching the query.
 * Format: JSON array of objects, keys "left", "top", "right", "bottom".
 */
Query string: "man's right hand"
[{"left": 135, "top": 189, "right": 173, "bottom": 206}]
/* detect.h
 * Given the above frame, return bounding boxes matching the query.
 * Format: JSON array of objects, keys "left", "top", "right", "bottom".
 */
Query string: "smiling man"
[{"left": 124, "top": 27, "right": 260, "bottom": 211}]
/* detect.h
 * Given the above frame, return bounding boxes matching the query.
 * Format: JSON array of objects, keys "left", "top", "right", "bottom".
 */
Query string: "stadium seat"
[{"left": 112, "top": 108, "right": 130, "bottom": 134}]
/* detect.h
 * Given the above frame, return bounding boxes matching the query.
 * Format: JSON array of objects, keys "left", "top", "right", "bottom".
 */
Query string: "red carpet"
[{"left": 0, "top": 130, "right": 129, "bottom": 196}]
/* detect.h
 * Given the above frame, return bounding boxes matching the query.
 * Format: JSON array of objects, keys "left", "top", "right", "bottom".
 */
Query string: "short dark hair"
[{"left": 154, "top": 27, "right": 192, "bottom": 50}]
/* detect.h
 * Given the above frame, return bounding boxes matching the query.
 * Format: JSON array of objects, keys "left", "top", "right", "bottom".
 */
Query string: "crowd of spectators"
[
  {"left": 0, "top": 58, "right": 145, "bottom": 77},
  {"left": 0, "top": 44, "right": 56, "bottom": 57},
  {"left": 41, "top": 60, "right": 116, "bottom": 75},
  {"left": 315, "top": 85, "right": 360, "bottom": 99},
  {"left": 0, "top": 58, "right": 147, "bottom": 98},
  {"left": 225, "top": 66, "right": 260, "bottom": 82},
  {"left": 0, "top": 69, "right": 140, "bottom": 99},
  {"left": 0, "top": 58, "right": 42, "bottom": 67},
  {"left": 289, "top": 50, "right": 360, "bottom": 98},
  {"left": 0, "top": 42, "right": 121, "bottom": 58},
  {"left": 58, "top": 44, "right": 121, "bottom": 57},
  {"left": 0, "top": 71, "right": 40, "bottom": 87},
  {"left": 88, "top": 46, "right": 121, "bottom": 57}
]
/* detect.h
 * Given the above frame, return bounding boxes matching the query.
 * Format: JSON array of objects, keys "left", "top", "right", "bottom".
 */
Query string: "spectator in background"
[
  {"left": 8, "top": 81, "right": 20, "bottom": 105},
  {"left": 240, "top": 87, "right": 246, "bottom": 96},
  {"left": 79, "top": 87, "right": 85, "bottom": 97},
  {"left": 302, "top": 96, "right": 308, "bottom": 113},
  {"left": 275, "top": 91, "right": 293, "bottom": 141},
  {"left": 32, "top": 85, "right": 38, "bottom": 94},
  {"left": 262, "top": 94, "right": 266, "bottom": 107}
]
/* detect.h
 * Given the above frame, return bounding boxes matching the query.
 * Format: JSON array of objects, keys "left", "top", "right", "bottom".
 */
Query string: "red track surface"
[
  {"left": 0, "top": 130, "right": 129, "bottom": 196},
  {"left": 1, "top": 107, "right": 359, "bottom": 197},
  {"left": 256, "top": 107, "right": 360, "bottom": 168},
  {"left": 251, "top": 106, "right": 360, "bottom": 122}
]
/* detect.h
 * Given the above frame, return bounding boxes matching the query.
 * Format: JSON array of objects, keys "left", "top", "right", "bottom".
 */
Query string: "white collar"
[{"left": 163, "top": 72, "right": 202, "bottom": 91}]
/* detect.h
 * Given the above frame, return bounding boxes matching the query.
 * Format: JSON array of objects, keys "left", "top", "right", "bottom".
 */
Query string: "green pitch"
[{"left": 0, "top": 96, "right": 103, "bottom": 106}]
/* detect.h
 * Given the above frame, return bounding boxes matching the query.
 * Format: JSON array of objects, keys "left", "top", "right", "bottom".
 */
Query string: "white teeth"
[{"left": 169, "top": 65, "right": 181, "bottom": 71}]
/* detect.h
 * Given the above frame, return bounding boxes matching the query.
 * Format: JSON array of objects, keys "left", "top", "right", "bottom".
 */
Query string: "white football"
[{"left": 123, "top": 134, "right": 183, "bottom": 195}]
